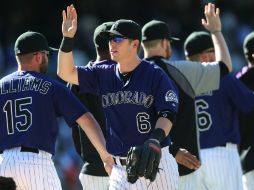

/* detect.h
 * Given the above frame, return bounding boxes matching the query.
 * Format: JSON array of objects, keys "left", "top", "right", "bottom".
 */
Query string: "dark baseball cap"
[
  {"left": 101, "top": 19, "right": 142, "bottom": 42},
  {"left": 243, "top": 32, "right": 254, "bottom": 54},
  {"left": 184, "top": 31, "right": 213, "bottom": 56},
  {"left": 142, "top": 20, "right": 179, "bottom": 42},
  {"left": 14, "top": 31, "right": 57, "bottom": 55},
  {"left": 93, "top": 22, "right": 114, "bottom": 48}
]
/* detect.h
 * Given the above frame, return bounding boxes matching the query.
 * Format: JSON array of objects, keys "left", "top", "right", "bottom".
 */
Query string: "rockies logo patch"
[{"left": 165, "top": 90, "right": 178, "bottom": 103}]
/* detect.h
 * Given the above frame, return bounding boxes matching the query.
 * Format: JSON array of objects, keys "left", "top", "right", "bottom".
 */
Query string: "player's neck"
[
  {"left": 18, "top": 64, "right": 39, "bottom": 73},
  {"left": 144, "top": 48, "right": 166, "bottom": 59},
  {"left": 118, "top": 56, "right": 141, "bottom": 74}
]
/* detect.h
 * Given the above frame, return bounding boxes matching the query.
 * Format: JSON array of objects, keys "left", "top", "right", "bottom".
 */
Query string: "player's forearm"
[
  {"left": 59, "top": 5, "right": 79, "bottom": 84},
  {"left": 76, "top": 112, "right": 110, "bottom": 161},
  {"left": 154, "top": 117, "right": 172, "bottom": 137},
  {"left": 57, "top": 50, "right": 79, "bottom": 85},
  {"left": 212, "top": 31, "right": 232, "bottom": 72}
]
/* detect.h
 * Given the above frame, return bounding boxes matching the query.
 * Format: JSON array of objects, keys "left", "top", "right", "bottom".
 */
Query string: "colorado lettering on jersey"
[
  {"left": 102, "top": 91, "right": 154, "bottom": 108},
  {"left": 0, "top": 78, "right": 51, "bottom": 95}
]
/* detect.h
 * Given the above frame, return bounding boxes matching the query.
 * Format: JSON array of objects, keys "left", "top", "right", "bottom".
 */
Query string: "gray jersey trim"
[
  {"left": 164, "top": 63, "right": 195, "bottom": 99},
  {"left": 164, "top": 59, "right": 220, "bottom": 95}
]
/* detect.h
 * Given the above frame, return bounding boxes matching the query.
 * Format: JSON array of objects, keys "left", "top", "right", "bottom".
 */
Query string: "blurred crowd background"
[{"left": 1, "top": 0, "right": 254, "bottom": 189}]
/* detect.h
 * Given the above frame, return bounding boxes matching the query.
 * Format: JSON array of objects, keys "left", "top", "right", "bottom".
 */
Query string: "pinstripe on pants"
[
  {"left": 79, "top": 173, "right": 109, "bottom": 190},
  {"left": 109, "top": 147, "right": 179, "bottom": 190},
  {"left": 0, "top": 147, "right": 62, "bottom": 190},
  {"left": 197, "top": 143, "right": 243, "bottom": 190},
  {"left": 179, "top": 170, "right": 199, "bottom": 190}
]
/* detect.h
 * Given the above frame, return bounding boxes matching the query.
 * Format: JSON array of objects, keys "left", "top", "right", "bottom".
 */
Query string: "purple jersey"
[
  {"left": 195, "top": 74, "right": 254, "bottom": 149},
  {"left": 236, "top": 66, "right": 254, "bottom": 174},
  {"left": 78, "top": 60, "right": 179, "bottom": 156},
  {"left": 0, "top": 71, "right": 87, "bottom": 154}
]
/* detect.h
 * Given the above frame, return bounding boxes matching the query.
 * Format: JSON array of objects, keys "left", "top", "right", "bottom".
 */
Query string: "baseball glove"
[{"left": 126, "top": 139, "right": 161, "bottom": 183}]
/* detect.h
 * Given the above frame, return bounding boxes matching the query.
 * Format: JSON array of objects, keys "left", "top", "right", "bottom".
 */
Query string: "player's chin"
[{"left": 110, "top": 54, "right": 119, "bottom": 61}]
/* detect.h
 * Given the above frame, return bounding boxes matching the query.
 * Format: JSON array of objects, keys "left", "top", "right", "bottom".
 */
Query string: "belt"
[
  {"left": 113, "top": 157, "right": 127, "bottom": 166},
  {"left": 0, "top": 146, "right": 39, "bottom": 154}
]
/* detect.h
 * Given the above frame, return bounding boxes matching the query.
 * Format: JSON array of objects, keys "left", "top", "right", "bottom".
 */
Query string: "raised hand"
[
  {"left": 202, "top": 3, "right": 221, "bottom": 33},
  {"left": 62, "top": 4, "right": 77, "bottom": 38}
]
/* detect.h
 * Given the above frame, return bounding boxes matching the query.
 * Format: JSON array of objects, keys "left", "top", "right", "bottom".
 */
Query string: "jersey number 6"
[
  {"left": 136, "top": 112, "right": 151, "bottom": 133},
  {"left": 195, "top": 99, "right": 212, "bottom": 131}
]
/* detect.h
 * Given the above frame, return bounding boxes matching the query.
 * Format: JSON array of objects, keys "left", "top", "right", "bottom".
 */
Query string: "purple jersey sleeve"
[
  {"left": 223, "top": 74, "right": 254, "bottom": 113},
  {"left": 152, "top": 67, "right": 179, "bottom": 114},
  {"left": 77, "top": 60, "right": 115, "bottom": 95},
  {"left": 77, "top": 65, "right": 99, "bottom": 95},
  {"left": 53, "top": 81, "right": 88, "bottom": 127}
]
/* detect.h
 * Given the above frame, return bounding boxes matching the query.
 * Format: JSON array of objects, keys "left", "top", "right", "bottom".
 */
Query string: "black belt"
[
  {"left": 113, "top": 157, "right": 127, "bottom": 166},
  {"left": 0, "top": 146, "right": 39, "bottom": 154}
]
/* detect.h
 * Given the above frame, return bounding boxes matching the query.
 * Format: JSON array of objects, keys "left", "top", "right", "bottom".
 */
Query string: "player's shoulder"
[
  {"left": 141, "top": 59, "right": 164, "bottom": 72},
  {"left": 220, "top": 73, "right": 245, "bottom": 92},
  {"left": 221, "top": 73, "right": 238, "bottom": 83},
  {"left": 1, "top": 70, "right": 26, "bottom": 81},
  {"left": 1, "top": 71, "right": 50, "bottom": 82},
  {"left": 87, "top": 60, "right": 116, "bottom": 69},
  {"left": 29, "top": 72, "right": 70, "bottom": 91},
  {"left": 160, "top": 59, "right": 197, "bottom": 73},
  {"left": 224, "top": 73, "right": 237, "bottom": 79},
  {"left": 140, "top": 60, "right": 175, "bottom": 82}
]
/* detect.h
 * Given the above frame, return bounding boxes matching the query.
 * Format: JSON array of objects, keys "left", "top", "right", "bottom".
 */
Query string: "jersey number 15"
[{"left": 3, "top": 97, "right": 32, "bottom": 135}]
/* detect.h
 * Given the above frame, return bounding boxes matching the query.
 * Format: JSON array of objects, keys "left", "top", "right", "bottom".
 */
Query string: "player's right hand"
[
  {"left": 175, "top": 148, "right": 201, "bottom": 170},
  {"left": 62, "top": 4, "right": 77, "bottom": 38},
  {"left": 202, "top": 3, "right": 221, "bottom": 33}
]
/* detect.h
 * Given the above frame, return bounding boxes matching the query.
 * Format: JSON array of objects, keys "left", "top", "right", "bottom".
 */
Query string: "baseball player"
[
  {"left": 70, "top": 21, "right": 114, "bottom": 190},
  {"left": 141, "top": 3, "right": 232, "bottom": 190},
  {"left": 236, "top": 31, "right": 254, "bottom": 190},
  {"left": 0, "top": 31, "right": 114, "bottom": 190},
  {"left": 184, "top": 30, "right": 254, "bottom": 190},
  {"left": 58, "top": 4, "right": 179, "bottom": 190}
]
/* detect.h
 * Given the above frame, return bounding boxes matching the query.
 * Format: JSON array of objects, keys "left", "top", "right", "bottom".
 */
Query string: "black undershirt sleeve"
[{"left": 219, "top": 61, "right": 229, "bottom": 77}]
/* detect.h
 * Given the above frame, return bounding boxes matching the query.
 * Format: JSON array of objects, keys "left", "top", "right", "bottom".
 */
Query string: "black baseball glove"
[{"left": 126, "top": 138, "right": 161, "bottom": 183}]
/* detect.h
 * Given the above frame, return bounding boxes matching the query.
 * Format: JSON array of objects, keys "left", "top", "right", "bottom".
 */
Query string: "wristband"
[
  {"left": 168, "top": 144, "right": 180, "bottom": 157},
  {"left": 150, "top": 128, "right": 166, "bottom": 143},
  {"left": 158, "top": 110, "right": 176, "bottom": 124},
  {"left": 60, "top": 37, "right": 74, "bottom": 53}
]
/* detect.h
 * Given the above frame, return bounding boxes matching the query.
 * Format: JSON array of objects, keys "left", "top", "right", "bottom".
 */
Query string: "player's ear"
[
  {"left": 132, "top": 39, "right": 139, "bottom": 48},
  {"left": 160, "top": 39, "right": 167, "bottom": 49},
  {"left": 33, "top": 52, "right": 43, "bottom": 63}
]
